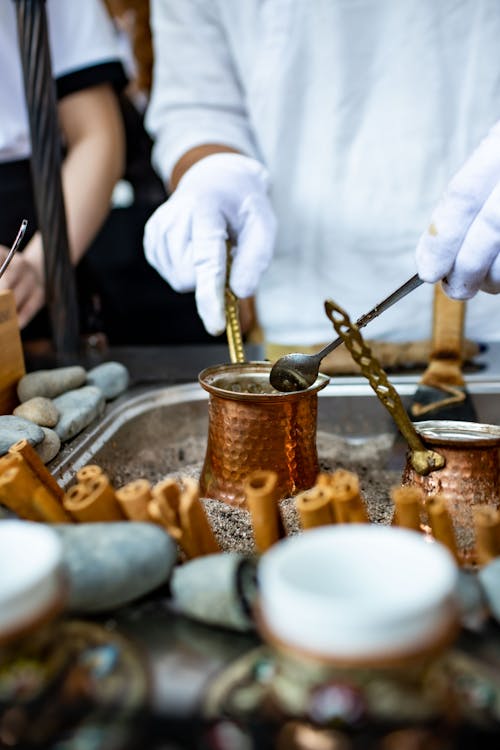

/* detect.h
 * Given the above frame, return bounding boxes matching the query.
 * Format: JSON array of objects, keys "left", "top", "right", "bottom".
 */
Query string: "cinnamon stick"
[
  {"left": 31, "top": 484, "right": 73, "bottom": 523},
  {"left": 391, "top": 485, "right": 423, "bottom": 532},
  {"left": 426, "top": 494, "right": 459, "bottom": 561},
  {"left": 150, "top": 478, "right": 218, "bottom": 558},
  {"left": 244, "top": 470, "right": 283, "bottom": 551},
  {"left": 295, "top": 486, "right": 335, "bottom": 530},
  {"left": 179, "top": 477, "right": 219, "bottom": 556},
  {"left": 473, "top": 506, "right": 500, "bottom": 565},
  {"left": 329, "top": 469, "right": 368, "bottom": 523},
  {"left": 116, "top": 478, "right": 153, "bottom": 521},
  {"left": 147, "top": 498, "right": 182, "bottom": 539},
  {"left": 0, "top": 459, "right": 71, "bottom": 522},
  {"left": 76, "top": 464, "right": 104, "bottom": 484},
  {"left": 150, "top": 479, "right": 185, "bottom": 547},
  {"left": 63, "top": 475, "right": 124, "bottom": 522},
  {"left": 8, "top": 439, "right": 64, "bottom": 501}
]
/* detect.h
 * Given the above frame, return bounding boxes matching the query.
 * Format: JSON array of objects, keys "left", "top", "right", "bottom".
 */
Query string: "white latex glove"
[
  {"left": 416, "top": 120, "right": 500, "bottom": 299},
  {"left": 144, "top": 153, "right": 276, "bottom": 335}
]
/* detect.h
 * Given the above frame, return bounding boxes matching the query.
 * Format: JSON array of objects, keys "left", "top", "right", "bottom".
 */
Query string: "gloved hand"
[
  {"left": 416, "top": 120, "right": 500, "bottom": 299},
  {"left": 144, "top": 152, "right": 277, "bottom": 335}
]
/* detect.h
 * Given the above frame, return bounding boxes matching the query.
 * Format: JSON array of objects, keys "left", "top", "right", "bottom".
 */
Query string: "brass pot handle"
[
  {"left": 324, "top": 300, "right": 445, "bottom": 476},
  {"left": 225, "top": 241, "right": 245, "bottom": 364}
]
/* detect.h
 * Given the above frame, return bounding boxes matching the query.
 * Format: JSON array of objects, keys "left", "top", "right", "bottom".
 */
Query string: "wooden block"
[{"left": 0, "top": 290, "right": 25, "bottom": 414}]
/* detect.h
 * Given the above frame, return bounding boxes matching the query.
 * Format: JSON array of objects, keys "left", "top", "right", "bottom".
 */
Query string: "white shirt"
[
  {"left": 0, "top": 0, "right": 122, "bottom": 164},
  {"left": 147, "top": 0, "right": 500, "bottom": 344}
]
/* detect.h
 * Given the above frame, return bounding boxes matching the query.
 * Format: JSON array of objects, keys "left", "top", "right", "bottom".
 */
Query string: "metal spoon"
[{"left": 269, "top": 273, "right": 424, "bottom": 392}]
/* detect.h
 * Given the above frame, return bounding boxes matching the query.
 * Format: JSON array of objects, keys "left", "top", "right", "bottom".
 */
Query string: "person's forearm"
[
  {"left": 59, "top": 86, "right": 125, "bottom": 264},
  {"left": 170, "top": 144, "right": 241, "bottom": 191},
  {"left": 23, "top": 85, "right": 125, "bottom": 279}
]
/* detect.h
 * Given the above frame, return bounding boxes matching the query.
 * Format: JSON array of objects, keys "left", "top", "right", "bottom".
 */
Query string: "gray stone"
[
  {"left": 170, "top": 553, "right": 257, "bottom": 632},
  {"left": 13, "top": 396, "right": 59, "bottom": 427},
  {"left": 53, "top": 386, "right": 106, "bottom": 442},
  {"left": 54, "top": 522, "right": 178, "bottom": 613},
  {"left": 0, "top": 415, "right": 44, "bottom": 455},
  {"left": 34, "top": 427, "right": 61, "bottom": 464},
  {"left": 456, "top": 569, "right": 489, "bottom": 631},
  {"left": 86, "top": 361, "right": 129, "bottom": 400},
  {"left": 18, "top": 366, "right": 87, "bottom": 403},
  {"left": 478, "top": 558, "right": 500, "bottom": 623}
]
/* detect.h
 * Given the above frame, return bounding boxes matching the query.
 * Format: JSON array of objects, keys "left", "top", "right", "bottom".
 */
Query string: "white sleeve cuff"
[{"left": 147, "top": 107, "right": 260, "bottom": 186}]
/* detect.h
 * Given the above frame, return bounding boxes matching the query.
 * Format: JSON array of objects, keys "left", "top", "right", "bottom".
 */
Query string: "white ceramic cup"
[
  {"left": 258, "top": 524, "right": 460, "bottom": 664},
  {"left": 0, "top": 520, "right": 65, "bottom": 643}
]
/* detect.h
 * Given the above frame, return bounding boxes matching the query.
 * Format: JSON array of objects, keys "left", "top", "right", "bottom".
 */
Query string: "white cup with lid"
[
  {"left": 0, "top": 520, "right": 66, "bottom": 645},
  {"left": 258, "top": 524, "right": 460, "bottom": 666}
]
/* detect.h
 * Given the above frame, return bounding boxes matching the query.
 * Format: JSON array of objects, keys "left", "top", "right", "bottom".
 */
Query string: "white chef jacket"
[
  {"left": 147, "top": 0, "right": 500, "bottom": 345},
  {"left": 0, "top": 0, "right": 124, "bottom": 164}
]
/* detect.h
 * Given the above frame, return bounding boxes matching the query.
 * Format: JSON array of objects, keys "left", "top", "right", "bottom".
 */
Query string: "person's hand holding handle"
[{"left": 143, "top": 150, "right": 277, "bottom": 335}]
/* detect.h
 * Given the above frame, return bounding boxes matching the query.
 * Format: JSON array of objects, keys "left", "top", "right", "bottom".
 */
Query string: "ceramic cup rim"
[{"left": 258, "top": 524, "right": 459, "bottom": 659}]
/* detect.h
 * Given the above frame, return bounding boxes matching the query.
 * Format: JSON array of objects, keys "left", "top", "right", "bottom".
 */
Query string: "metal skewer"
[{"left": 0, "top": 219, "right": 28, "bottom": 280}]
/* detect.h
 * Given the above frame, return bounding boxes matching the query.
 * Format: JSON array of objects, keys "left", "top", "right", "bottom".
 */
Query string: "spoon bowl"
[
  {"left": 270, "top": 273, "right": 424, "bottom": 392},
  {"left": 269, "top": 352, "right": 321, "bottom": 391}
]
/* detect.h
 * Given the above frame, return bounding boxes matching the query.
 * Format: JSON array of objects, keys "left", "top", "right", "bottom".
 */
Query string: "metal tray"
[
  {"left": 51, "top": 377, "right": 500, "bottom": 489},
  {"left": 47, "top": 376, "right": 500, "bottom": 721}
]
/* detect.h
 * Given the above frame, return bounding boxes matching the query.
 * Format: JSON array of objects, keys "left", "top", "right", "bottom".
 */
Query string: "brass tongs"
[
  {"left": 324, "top": 299, "right": 445, "bottom": 476},
  {"left": 225, "top": 242, "right": 245, "bottom": 363}
]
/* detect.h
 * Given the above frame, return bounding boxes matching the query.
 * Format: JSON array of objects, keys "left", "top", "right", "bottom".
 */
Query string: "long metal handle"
[
  {"left": 316, "top": 273, "right": 424, "bottom": 362},
  {"left": 325, "top": 299, "right": 445, "bottom": 476},
  {"left": 225, "top": 242, "right": 245, "bottom": 364}
]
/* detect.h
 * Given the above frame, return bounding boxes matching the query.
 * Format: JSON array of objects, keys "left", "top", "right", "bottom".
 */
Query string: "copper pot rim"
[
  {"left": 413, "top": 419, "right": 500, "bottom": 447},
  {"left": 198, "top": 360, "right": 329, "bottom": 402}
]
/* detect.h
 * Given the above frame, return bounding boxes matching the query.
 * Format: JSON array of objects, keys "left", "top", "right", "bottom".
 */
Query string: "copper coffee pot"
[
  {"left": 198, "top": 362, "right": 329, "bottom": 506},
  {"left": 198, "top": 253, "right": 329, "bottom": 505},
  {"left": 324, "top": 299, "right": 500, "bottom": 557}
]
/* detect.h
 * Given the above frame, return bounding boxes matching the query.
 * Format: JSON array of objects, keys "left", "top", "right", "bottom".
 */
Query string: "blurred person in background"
[
  {"left": 0, "top": 0, "right": 125, "bottom": 343},
  {"left": 83, "top": 0, "right": 224, "bottom": 346},
  {"left": 144, "top": 1, "right": 500, "bottom": 362}
]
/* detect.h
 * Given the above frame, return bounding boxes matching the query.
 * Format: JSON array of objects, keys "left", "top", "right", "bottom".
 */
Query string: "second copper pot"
[{"left": 402, "top": 419, "right": 500, "bottom": 555}]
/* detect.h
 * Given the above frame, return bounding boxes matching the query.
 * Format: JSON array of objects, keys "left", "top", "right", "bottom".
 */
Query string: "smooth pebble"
[
  {"left": 13, "top": 396, "right": 59, "bottom": 427},
  {"left": 17, "top": 366, "right": 86, "bottom": 403},
  {"left": 170, "top": 552, "right": 257, "bottom": 632},
  {"left": 53, "top": 385, "right": 105, "bottom": 442},
  {"left": 54, "top": 522, "right": 178, "bottom": 613},
  {"left": 478, "top": 558, "right": 500, "bottom": 624},
  {"left": 86, "top": 361, "right": 129, "bottom": 400},
  {"left": 34, "top": 427, "right": 61, "bottom": 464},
  {"left": 0, "top": 415, "right": 44, "bottom": 455}
]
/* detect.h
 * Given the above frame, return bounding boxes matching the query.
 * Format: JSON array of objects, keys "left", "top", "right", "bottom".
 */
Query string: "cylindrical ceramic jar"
[
  {"left": 256, "top": 525, "right": 460, "bottom": 722},
  {"left": 0, "top": 520, "right": 66, "bottom": 647},
  {"left": 198, "top": 362, "right": 329, "bottom": 506}
]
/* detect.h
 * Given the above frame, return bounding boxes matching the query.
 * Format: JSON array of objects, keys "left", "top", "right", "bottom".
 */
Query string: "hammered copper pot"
[
  {"left": 198, "top": 362, "right": 329, "bottom": 506},
  {"left": 402, "top": 420, "right": 500, "bottom": 554}
]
